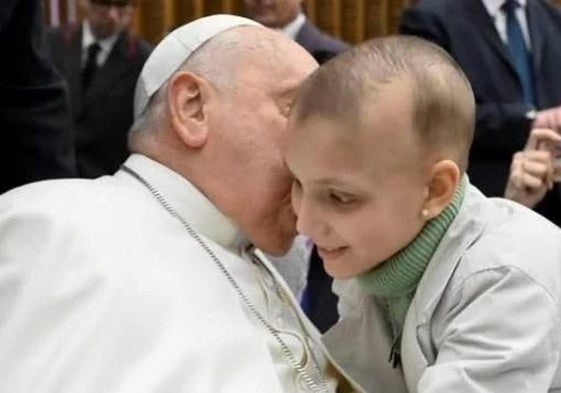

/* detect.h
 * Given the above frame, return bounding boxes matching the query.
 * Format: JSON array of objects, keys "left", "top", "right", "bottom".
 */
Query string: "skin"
[
  {"left": 533, "top": 106, "right": 561, "bottom": 135},
  {"left": 81, "top": 0, "right": 133, "bottom": 40},
  {"left": 243, "top": 0, "right": 303, "bottom": 28},
  {"left": 504, "top": 127, "right": 561, "bottom": 208},
  {"left": 286, "top": 77, "right": 459, "bottom": 278},
  {"left": 142, "top": 28, "right": 318, "bottom": 256}
]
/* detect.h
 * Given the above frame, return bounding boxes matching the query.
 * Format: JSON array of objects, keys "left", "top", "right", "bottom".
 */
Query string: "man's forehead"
[{"left": 235, "top": 42, "right": 315, "bottom": 87}]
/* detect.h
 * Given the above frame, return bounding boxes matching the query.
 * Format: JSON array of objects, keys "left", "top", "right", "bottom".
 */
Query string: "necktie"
[
  {"left": 503, "top": 0, "right": 536, "bottom": 107},
  {"left": 82, "top": 43, "right": 101, "bottom": 92}
]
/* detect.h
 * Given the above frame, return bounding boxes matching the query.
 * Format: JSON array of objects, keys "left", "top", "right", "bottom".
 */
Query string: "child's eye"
[{"left": 329, "top": 191, "right": 354, "bottom": 205}]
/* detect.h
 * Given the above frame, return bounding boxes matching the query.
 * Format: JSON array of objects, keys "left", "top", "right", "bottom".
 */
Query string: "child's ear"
[
  {"left": 167, "top": 71, "right": 211, "bottom": 148},
  {"left": 421, "top": 160, "right": 461, "bottom": 220}
]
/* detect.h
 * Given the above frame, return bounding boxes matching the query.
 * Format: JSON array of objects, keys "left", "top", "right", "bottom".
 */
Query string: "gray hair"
[{"left": 129, "top": 26, "right": 278, "bottom": 140}]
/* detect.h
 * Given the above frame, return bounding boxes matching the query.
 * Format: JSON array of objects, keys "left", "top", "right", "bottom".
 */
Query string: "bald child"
[{"left": 285, "top": 36, "right": 561, "bottom": 393}]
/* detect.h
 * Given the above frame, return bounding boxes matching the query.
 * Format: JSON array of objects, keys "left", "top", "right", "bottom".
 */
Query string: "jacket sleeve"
[
  {"left": 399, "top": 7, "right": 531, "bottom": 157},
  {"left": 419, "top": 266, "right": 560, "bottom": 392}
]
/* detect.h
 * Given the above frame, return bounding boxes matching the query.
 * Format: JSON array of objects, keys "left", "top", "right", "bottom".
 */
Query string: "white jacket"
[{"left": 324, "top": 184, "right": 561, "bottom": 393}]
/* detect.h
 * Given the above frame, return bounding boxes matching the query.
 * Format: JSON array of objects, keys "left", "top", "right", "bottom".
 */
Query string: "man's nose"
[{"left": 106, "top": 6, "right": 120, "bottom": 20}]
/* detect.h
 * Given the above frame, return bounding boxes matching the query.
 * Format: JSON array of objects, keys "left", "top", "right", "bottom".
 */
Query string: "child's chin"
[
  {"left": 317, "top": 245, "right": 349, "bottom": 261},
  {"left": 321, "top": 250, "right": 357, "bottom": 280}
]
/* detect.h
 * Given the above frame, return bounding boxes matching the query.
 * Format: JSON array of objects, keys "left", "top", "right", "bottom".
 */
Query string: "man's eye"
[{"left": 280, "top": 102, "right": 292, "bottom": 117}]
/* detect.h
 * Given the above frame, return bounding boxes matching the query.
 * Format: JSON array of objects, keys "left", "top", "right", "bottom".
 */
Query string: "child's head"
[{"left": 285, "top": 36, "right": 475, "bottom": 279}]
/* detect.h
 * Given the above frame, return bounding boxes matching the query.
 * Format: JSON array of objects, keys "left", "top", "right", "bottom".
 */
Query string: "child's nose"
[{"left": 295, "top": 198, "right": 325, "bottom": 239}]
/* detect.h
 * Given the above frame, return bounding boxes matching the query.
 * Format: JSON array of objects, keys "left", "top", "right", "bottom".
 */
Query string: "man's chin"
[
  {"left": 253, "top": 233, "right": 295, "bottom": 257},
  {"left": 91, "top": 26, "right": 119, "bottom": 40},
  {"left": 253, "top": 15, "right": 281, "bottom": 28}
]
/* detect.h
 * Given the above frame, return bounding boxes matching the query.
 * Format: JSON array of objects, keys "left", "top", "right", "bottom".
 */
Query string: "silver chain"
[{"left": 122, "top": 165, "right": 330, "bottom": 393}]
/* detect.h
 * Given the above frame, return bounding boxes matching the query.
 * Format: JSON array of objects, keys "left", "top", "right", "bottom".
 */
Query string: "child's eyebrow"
[
  {"left": 284, "top": 161, "right": 352, "bottom": 188},
  {"left": 312, "top": 177, "right": 348, "bottom": 187}
]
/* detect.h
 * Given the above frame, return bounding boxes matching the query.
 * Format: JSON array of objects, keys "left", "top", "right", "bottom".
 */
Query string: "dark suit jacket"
[
  {"left": 0, "top": 0, "right": 76, "bottom": 194},
  {"left": 296, "top": 20, "right": 350, "bottom": 64},
  {"left": 400, "top": 0, "right": 561, "bottom": 226},
  {"left": 47, "top": 25, "right": 152, "bottom": 178}
]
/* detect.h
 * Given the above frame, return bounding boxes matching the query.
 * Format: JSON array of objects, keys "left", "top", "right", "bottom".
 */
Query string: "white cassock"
[{"left": 0, "top": 154, "right": 361, "bottom": 393}]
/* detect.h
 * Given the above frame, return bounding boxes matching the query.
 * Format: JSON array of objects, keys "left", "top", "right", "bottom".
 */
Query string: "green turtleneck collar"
[
  {"left": 355, "top": 176, "right": 467, "bottom": 366},
  {"left": 357, "top": 176, "right": 466, "bottom": 297}
]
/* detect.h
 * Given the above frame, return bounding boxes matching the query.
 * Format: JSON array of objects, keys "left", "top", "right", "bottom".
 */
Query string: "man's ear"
[
  {"left": 421, "top": 160, "right": 461, "bottom": 220},
  {"left": 167, "top": 71, "right": 210, "bottom": 148}
]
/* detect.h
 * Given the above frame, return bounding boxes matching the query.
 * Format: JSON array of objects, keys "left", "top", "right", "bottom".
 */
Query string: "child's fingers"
[
  {"left": 517, "top": 172, "right": 546, "bottom": 189},
  {"left": 521, "top": 159, "right": 550, "bottom": 178},
  {"left": 511, "top": 151, "right": 554, "bottom": 190},
  {"left": 527, "top": 128, "right": 561, "bottom": 151},
  {"left": 523, "top": 150, "right": 552, "bottom": 163}
]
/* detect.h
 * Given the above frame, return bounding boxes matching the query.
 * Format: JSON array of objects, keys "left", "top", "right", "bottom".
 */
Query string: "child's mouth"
[{"left": 317, "top": 245, "right": 349, "bottom": 260}]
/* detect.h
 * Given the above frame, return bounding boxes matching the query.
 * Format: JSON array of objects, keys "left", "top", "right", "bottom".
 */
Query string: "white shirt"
[
  {"left": 481, "top": 0, "right": 531, "bottom": 48},
  {"left": 81, "top": 20, "right": 119, "bottom": 68},
  {"left": 278, "top": 12, "right": 306, "bottom": 40}
]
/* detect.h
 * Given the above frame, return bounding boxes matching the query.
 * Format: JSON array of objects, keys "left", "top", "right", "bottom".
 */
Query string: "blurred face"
[
  {"left": 243, "top": 0, "right": 303, "bottom": 28},
  {"left": 207, "top": 36, "right": 317, "bottom": 255},
  {"left": 286, "top": 79, "right": 430, "bottom": 278},
  {"left": 83, "top": 0, "right": 133, "bottom": 40}
]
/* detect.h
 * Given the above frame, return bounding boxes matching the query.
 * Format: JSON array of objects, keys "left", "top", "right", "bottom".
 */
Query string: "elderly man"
[
  {"left": 400, "top": 0, "right": 561, "bottom": 227},
  {"left": 0, "top": 15, "right": 359, "bottom": 392}
]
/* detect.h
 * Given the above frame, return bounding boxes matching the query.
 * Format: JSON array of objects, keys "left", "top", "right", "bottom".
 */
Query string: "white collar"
[
  {"left": 82, "top": 19, "right": 120, "bottom": 54},
  {"left": 118, "top": 154, "right": 249, "bottom": 252},
  {"left": 278, "top": 13, "right": 306, "bottom": 40},
  {"left": 481, "top": 0, "right": 527, "bottom": 18}
]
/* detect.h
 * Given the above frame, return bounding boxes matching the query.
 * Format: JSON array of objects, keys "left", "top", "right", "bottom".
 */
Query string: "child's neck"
[
  {"left": 356, "top": 175, "right": 467, "bottom": 298},
  {"left": 354, "top": 175, "right": 467, "bottom": 367}
]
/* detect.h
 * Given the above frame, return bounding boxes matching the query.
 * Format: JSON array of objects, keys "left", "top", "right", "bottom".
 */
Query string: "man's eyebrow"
[{"left": 276, "top": 86, "right": 299, "bottom": 100}]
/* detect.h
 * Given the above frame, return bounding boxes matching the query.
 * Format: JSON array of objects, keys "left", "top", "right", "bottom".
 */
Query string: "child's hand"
[
  {"left": 532, "top": 105, "right": 561, "bottom": 134},
  {"left": 504, "top": 128, "right": 561, "bottom": 208}
]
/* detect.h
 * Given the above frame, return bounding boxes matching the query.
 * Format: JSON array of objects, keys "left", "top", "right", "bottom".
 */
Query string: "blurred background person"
[
  {"left": 400, "top": 0, "right": 561, "bottom": 227},
  {"left": 243, "top": 0, "right": 349, "bottom": 64},
  {"left": 1, "top": 0, "right": 76, "bottom": 194},
  {"left": 47, "top": 0, "right": 152, "bottom": 178}
]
